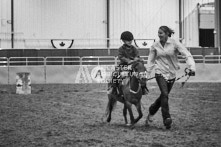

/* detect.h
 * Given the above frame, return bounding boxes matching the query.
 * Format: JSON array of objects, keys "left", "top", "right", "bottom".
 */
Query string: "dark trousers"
[{"left": 149, "top": 74, "right": 175, "bottom": 120}]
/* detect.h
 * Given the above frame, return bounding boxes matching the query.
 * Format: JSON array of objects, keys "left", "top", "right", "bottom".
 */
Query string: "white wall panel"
[
  {"left": 0, "top": 0, "right": 12, "bottom": 48},
  {"left": 183, "top": 7, "right": 199, "bottom": 47},
  {"left": 110, "top": 0, "right": 180, "bottom": 48},
  {"left": 199, "top": 12, "right": 214, "bottom": 29},
  {"left": 3, "top": 0, "right": 213, "bottom": 49},
  {"left": 13, "top": 0, "right": 107, "bottom": 48}
]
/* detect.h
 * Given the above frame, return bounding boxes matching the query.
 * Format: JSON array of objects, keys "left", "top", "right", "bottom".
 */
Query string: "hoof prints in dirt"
[{"left": 0, "top": 83, "right": 221, "bottom": 147}]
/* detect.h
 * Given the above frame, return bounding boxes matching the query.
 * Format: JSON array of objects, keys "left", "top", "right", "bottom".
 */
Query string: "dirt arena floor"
[{"left": 0, "top": 82, "right": 221, "bottom": 147}]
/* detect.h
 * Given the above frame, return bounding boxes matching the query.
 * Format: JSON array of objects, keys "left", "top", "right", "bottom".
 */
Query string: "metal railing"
[
  {"left": 204, "top": 55, "right": 221, "bottom": 64},
  {"left": 45, "top": 57, "right": 81, "bottom": 65},
  {"left": 0, "top": 57, "right": 8, "bottom": 66},
  {"left": 0, "top": 55, "right": 220, "bottom": 67},
  {"left": 9, "top": 57, "right": 45, "bottom": 66},
  {"left": 81, "top": 56, "right": 116, "bottom": 65}
]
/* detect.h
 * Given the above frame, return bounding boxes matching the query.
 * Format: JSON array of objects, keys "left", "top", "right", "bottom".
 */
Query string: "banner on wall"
[
  {"left": 74, "top": 65, "right": 115, "bottom": 83},
  {"left": 134, "top": 39, "right": 155, "bottom": 48},
  {"left": 51, "top": 39, "right": 74, "bottom": 49}
]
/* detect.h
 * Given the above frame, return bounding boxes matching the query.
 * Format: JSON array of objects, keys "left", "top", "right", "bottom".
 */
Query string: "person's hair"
[
  {"left": 159, "top": 26, "right": 174, "bottom": 37},
  {"left": 120, "top": 31, "right": 134, "bottom": 41}
]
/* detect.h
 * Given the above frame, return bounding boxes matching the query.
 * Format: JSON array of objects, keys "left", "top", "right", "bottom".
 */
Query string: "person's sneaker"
[
  {"left": 145, "top": 114, "right": 154, "bottom": 126},
  {"left": 164, "top": 118, "right": 172, "bottom": 129}
]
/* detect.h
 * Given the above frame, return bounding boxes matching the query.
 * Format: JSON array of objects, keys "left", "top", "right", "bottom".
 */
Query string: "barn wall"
[
  {"left": 1, "top": 0, "right": 107, "bottom": 49},
  {"left": 199, "top": 9, "right": 215, "bottom": 29},
  {"left": 109, "top": 0, "right": 180, "bottom": 48},
  {"left": 183, "top": 5, "right": 199, "bottom": 47},
  {"left": 1, "top": 0, "right": 181, "bottom": 49},
  {"left": 0, "top": 0, "right": 12, "bottom": 48},
  {"left": 1, "top": 0, "right": 215, "bottom": 49},
  {"left": 15, "top": 0, "right": 107, "bottom": 48}
]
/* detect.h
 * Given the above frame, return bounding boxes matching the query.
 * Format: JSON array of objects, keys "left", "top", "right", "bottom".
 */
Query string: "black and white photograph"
[{"left": 0, "top": 0, "right": 221, "bottom": 146}]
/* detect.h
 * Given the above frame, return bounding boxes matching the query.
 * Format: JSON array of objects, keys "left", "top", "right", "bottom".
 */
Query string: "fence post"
[
  {"left": 218, "top": 55, "right": 221, "bottom": 63},
  {"left": 98, "top": 57, "right": 100, "bottom": 65},
  {"left": 7, "top": 58, "right": 9, "bottom": 84},
  {"left": 44, "top": 57, "right": 47, "bottom": 84},
  {"left": 80, "top": 57, "right": 82, "bottom": 65}
]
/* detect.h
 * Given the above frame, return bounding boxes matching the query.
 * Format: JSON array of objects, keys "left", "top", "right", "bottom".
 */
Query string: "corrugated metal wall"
[
  {"left": 110, "top": 0, "right": 179, "bottom": 47},
  {"left": 13, "top": 0, "right": 107, "bottom": 48},
  {"left": 0, "top": 0, "right": 12, "bottom": 48},
  {"left": 17, "top": 0, "right": 106, "bottom": 40},
  {"left": 0, "top": 0, "right": 107, "bottom": 48},
  {"left": 199, "top": 7, "right": 214, "bottom": 29},
  {"left": 183, "top": 5, "right": 199, "bottom": 47},
  {"left": 1, "top": 0, "right": 184, "bottom": 49}
]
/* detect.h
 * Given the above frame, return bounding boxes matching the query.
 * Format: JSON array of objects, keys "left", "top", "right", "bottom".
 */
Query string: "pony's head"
[{"left": 131, "top": 60, "right": 147, "bottom": 85}]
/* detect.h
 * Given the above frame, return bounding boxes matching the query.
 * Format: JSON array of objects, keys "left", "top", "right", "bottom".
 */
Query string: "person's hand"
[
  {"left": 134, "top": 57, "right": 140, "bottom": 61},
  {"left": 128, "top": 60, "right": 134, "bottom": 64},
  {"left": 188, "top": 69, "right": 195, "bottom": 76},
  {"left": 134, "top": 57, "right": 144, "bottom": 62}
]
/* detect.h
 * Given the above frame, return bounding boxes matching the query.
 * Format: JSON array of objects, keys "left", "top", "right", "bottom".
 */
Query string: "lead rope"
[
  {"left": 176, "top": 68, "right": 191, "bottom": 88},
  {"left": 146, "top": 68, "right": 191, "bottom": 87}
]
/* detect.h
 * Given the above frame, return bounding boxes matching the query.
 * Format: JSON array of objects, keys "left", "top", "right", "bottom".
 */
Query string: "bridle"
[{"left": 128, "top": 61, "right": 147, "bottom": 94}]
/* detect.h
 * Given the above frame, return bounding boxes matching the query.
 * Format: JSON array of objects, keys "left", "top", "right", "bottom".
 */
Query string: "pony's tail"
[{"left": 103, "top": 94, "right": 117, "bottom": 121}]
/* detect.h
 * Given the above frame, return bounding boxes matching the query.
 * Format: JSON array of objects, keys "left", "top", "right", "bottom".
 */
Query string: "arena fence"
[
  {"left": 1, "top": 55, "right": 220, "bottom": 66},
  {"left": 0, "top": 55, "right": 221, "bottom": 84}
]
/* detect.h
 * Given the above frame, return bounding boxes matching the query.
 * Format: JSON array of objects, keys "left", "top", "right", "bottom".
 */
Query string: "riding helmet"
[{"left": 120, "top": 31, "right": 134, "bottom": 41}]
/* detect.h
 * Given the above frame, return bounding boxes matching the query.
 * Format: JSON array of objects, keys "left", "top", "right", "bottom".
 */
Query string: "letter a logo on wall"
[
  {"left": 91, "top": 66, "right": 107, "bottom": 83},
  {"left": 75, "top": 66, "right": 92, "bottom": 83}
]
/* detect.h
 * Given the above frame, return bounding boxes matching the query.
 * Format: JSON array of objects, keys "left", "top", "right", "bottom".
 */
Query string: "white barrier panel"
[
  {"left": 45, "top": 64, "right": 221, "bottom": 83},
  {"left": 0, "top": 67, "right": 8, "bottom": 84},
  {"left": 46, "top": 65, "right": 115, "bottom": 84},
  {"left": 1, "top": 64, "right": 221, "bottom": 84},
  {"left": 46, "top": 66, "right": 78, "bottom": 83},
  {"left": 8, "top": 66, "right": 45, "bottom": 84}
]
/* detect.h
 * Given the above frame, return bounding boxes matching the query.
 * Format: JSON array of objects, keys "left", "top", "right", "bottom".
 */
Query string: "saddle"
[
  {"left": 108, "top": 60, "right": 147, "bottom": 96},
  {"left": 112, "top": 68, "right": 132, "bottom": 97}
]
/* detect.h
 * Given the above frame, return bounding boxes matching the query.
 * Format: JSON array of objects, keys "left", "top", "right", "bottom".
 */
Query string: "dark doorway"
[{"left": 199, "top": 29, "right": 214, "bottom": 47}]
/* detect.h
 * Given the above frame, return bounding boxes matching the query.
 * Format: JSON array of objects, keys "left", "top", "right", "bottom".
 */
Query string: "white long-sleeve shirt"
[{"left": 146, "top": 38, "right": 196, "bottom": 80}]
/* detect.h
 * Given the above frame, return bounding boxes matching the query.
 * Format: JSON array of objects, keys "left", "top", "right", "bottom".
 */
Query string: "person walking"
[{"left": 145, "top": 26, "right": 196, "bottom": 129}]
